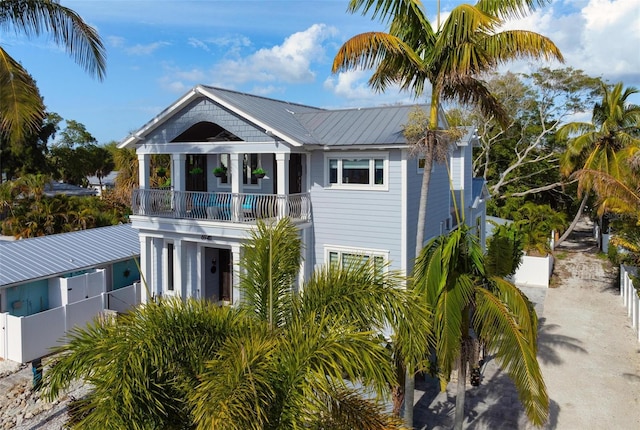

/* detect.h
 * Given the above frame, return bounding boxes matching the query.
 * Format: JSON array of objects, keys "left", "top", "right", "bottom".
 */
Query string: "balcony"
[{"left": 132, "top": 189, "right": 311, "bottom": 224}]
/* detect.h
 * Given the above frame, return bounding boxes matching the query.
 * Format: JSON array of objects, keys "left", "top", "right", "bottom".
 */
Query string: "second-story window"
[
  {"left": 326, "top": 153, "right": 387, "bottom": 189},
  {"left": 218, "top": 154, "right": 260, "bottom": 186}
]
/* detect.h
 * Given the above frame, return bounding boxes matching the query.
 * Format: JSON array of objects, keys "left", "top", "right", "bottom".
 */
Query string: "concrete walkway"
[{"left": 413, "top": 218, "right": 640, "bottom": 429}]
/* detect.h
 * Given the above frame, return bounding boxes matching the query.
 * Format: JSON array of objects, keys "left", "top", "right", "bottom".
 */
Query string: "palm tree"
[
  {"left": 333, "top": 0, "right": 563, "bottom": 257},
  {"left": 44, "top": 218, "right": 430, "bottom": 429},
  {"left": 412, "top": 224, "right": 547, "bottom": 430},
  {"left": 333, "top": 1, "right": 562, "bottom": 423},
  {"left": 557, "top": 82, "right": 640, "bottom": 244},
  {"left": 0, "top": 0, "right": 106, "bottom": 149}
]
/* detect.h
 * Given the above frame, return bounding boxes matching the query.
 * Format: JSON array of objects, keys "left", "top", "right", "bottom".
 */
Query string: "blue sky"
[{"left": 2, "top": 0, "right": 639, "bottom": 144}]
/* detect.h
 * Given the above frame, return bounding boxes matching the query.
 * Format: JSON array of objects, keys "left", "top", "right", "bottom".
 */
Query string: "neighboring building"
[
  {"left": 87, "top": 171, "right": 118, "bottom": 196},
  {"left": 0, "top": 224, "right": 141, "bottom": 363},
  {"left": 119, "top": 85, "right": 485, "bottom": 304}
]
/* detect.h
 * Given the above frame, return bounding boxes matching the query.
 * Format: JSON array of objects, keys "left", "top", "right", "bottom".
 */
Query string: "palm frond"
[
  {"left": 474, "top": 287, "right": 548, "bottom": 426},
  {"left": 0, "top": 0, "right": 106, "bottom": 79},
  {"left": 0, "top": 47, "right": 44, "bottom": 145},
  {"left": 190, "top": 323, "right": 277, "bottom": 430},
  {"left": 313, "top": 387, "right": 405, "bottom": 430},
  {"left": 239, "top": 218, "right": 301, "bottom": 327}
]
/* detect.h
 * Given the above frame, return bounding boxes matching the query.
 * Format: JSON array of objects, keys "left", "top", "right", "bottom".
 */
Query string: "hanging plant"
[
  {"left": 189, "top": 167, "right": 203, "bottom": 175},
  {"left": 213, "top": 166, "right": 227, "bottom": 177},
  {"left": 252, "top": 168, "right": 267, "bottom": 179}
]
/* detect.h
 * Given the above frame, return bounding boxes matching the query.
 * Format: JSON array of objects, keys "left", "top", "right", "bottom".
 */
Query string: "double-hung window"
[{"left": 326, "top": 153, "right": 387, "bottom": 189}]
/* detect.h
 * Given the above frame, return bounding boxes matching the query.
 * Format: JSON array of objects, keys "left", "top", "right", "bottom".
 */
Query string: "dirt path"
[{"left": 538, "top": 219, "right": 640, "bottom": 429}]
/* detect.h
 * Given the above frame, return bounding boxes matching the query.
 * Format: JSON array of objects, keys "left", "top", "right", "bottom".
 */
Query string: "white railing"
[
  {"left": 620, "top": 264, "right": 640, "bottom": 342},
  {"left": 0, "top": 283, "right": 142, "bottom": 363},
  {"left": 132, "top": 189, "right": 311, "bottom": 223}
]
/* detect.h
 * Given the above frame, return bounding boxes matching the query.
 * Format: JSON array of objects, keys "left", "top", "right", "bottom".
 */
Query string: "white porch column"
[
  {"left": 232, "top": 244, "right": 242, "bottom": 305},
  {"left": 138, "top": 154, "right": 151, "bottom": 189},
  {"left": 139, "top": 236, "right": 152, "bottom": 304},
  {"left": 276, "top": 153, "right": 290, "bottom": 218},
  {"left": 230, "top": 153, "right": 242, "bottom": 222},
  {"left": 172, "top": 154, "right": 186, "bottom": 192}
]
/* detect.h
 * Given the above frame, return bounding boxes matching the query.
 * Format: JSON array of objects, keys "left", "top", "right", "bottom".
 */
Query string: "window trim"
[{"left": 324, "top": 152, "right": 389, "bottom": 190}]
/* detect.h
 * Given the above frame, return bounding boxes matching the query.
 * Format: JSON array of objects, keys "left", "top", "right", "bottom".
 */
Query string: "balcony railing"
[{"left": 132, "top": 189, "right": 311, "bottom": 224}]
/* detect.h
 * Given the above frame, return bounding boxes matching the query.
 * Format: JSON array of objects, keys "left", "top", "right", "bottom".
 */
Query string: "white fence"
[
  {"left": 0, "top": 283, "right": 141, "bottom": 363},
  {"left": 620, "top": 265, "right": 640, "bottom": 342},
  {"left": 511, "top": 254, "right": 555, "bottom": 288}
]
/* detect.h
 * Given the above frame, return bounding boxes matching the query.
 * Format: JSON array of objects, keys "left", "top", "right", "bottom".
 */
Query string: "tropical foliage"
[
  {"left": 0, "top": 0, "right": 106, "bottom": 149},
  {"left": 412, "top": 225, "right": 547, "bottom": 429},
  {"left": 557, "top": 82, "right": 640, "bottom": 243},
  {"left": 43, "top": 218, "right": 430, "bottom": 429},
  {"left": 0, "top": 174, "right": 128, "bottom": 238}
]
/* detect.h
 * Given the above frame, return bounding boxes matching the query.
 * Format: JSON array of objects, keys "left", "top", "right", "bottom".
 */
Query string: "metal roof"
[
  {"left": 0, "top": 224, "right": 140, "bottom": 288},
  {"left": 200, "top": 86, "right": 324, "bottom": 144},
  {"left": 295, "top": 105, "right": 426, "bottom": 146},
  {"left": 123, "top": 85, "right": 432, "bottom": 148}
]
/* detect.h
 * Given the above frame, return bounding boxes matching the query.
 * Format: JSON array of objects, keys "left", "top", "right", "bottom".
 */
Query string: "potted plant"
[
  {"left": 252, "top": 168, "right": 267, "bottom": 179},
  {"left": 189, "top": 167, "right": 203, "bottom": 175},
  {"left": 156, "top": 167, "right": 167, "bottom": 178},
  {"left": 213, "top": 166, "right": 227, "bottom": 177}
]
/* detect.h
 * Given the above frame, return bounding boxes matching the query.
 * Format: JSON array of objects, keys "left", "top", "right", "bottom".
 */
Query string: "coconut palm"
[
  {"left": 412, "top": 224, "right": 547, "bottom": 430},
  {"left": 557, "top": 82, "right": 640, "bottom": 244},
  {"left": 44, "top": 218, "right": 430, "bottom": 429},
  {"left": 0, "top": 0, "right": 106, "bottom": 148}
]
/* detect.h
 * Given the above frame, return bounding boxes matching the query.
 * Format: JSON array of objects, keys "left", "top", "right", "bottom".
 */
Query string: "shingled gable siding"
[
  {"left": 144, "top": 98, "right": 273, "bottom": 144},
  {"left": 309, "top": 150, "right": 404, "bottom": 271}
]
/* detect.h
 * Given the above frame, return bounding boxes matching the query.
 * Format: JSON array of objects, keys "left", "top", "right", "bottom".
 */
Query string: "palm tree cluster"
[
  {"left": 44, "top": 218, "right": 431, "bottom": 429},
  {"left": 560, "top": 82, "right": 640, "bottom": 261},
  {"left": 0, "top": 174, "right": 128, "bottom": 238}
]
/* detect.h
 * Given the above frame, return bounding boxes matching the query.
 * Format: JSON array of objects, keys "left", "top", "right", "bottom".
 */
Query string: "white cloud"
[
  {"left": 106, "top": 36, "right": 126, "bottom": 48},
  {"left": 187, "top": 37, "right": 210, "bottom": 52},
  {"left": 212, "top": 24, "right": 338, "bottom": 85},
  {"left": 495, "top": 0, "right": 640, "bottom": 87},
  {"left": 125, "top": 41, "right": 171, "bottom": 56},
  {"left": 157, "top": 65, "right": 207, "bottom": 93}
]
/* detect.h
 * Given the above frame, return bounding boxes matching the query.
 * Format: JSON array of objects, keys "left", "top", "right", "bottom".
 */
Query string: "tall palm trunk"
[{"left": 555, "top": 194, "right": 588, "bottom": 246}]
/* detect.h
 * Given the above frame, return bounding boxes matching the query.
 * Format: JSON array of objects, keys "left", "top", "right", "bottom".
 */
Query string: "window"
[
  {"left": 167, "top": 243, "right": 174, "bottom": 292},
  {"left": 326, "top": 247, "right": 388, "bottom": 272},
  {"left": 218, "top": 154, "right": 261, "bottom": 185},
  {"left": 326, "top": 153, "right": 387, "bottom": 189}
]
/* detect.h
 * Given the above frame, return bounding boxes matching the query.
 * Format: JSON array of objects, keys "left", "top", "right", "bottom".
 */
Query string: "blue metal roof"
[{"left": 0, "top": 224, "right": 140, "bottom": 288}]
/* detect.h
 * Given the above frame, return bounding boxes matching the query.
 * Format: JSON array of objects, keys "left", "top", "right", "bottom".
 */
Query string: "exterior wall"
[
  {"left": 145, "top": 98, "right": 273, "bottom": 144},
  {"left": 308, "top": 149, "right": 404, "bottom": 272},
  {"left": 112, "top": 259, "right": 141, "bottom": 290},
  {"left": 5, "top": 280, "right": 49, "bottom": 317},
  {"left": 405, "top": 156, "right": 452, "bottom": 268}
]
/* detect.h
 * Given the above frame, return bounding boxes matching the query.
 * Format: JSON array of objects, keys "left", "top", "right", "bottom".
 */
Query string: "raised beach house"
[{"left": 120, "top": 85, "right": 485, "bottom": 304}]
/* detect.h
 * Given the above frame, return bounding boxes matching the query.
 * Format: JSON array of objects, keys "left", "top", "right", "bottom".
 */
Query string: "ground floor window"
[
  {"left": 166, "top": 242, "right": 174, "bottom": 292},
  {"left": 326, "top": 246, "right": 388, "bottom": 272}
]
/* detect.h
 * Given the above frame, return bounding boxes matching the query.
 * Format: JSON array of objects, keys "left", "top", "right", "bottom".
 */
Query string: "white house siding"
[
  {"left": 144, "top": 98, "right": 273, "bottom": 144},
  {"left": 308, "top": 150, "right": 404, "bottom": 272}
]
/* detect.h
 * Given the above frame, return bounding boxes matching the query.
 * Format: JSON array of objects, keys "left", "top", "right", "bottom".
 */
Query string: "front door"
[{"left": 203, "top": 247, "right": 232, "bottom": 302}]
